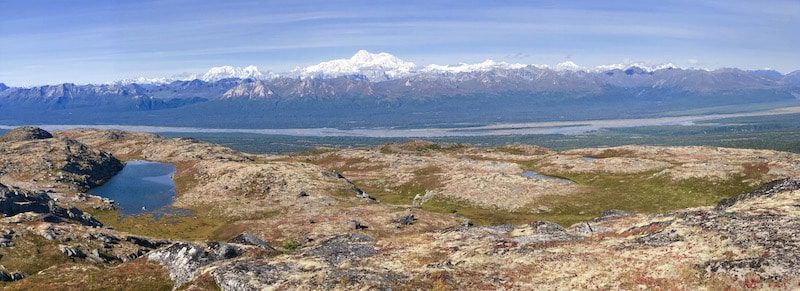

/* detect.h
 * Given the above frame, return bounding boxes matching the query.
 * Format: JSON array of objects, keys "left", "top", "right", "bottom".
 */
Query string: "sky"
[{"left": 0, "top": 0, "right": 798, "bottom": 86}]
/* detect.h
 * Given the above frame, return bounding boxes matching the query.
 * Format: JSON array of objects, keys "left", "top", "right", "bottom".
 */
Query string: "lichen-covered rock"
[
  {"left": 228, "top": 232, "right": 277, "bottom": 252},
  {"left": 125, "top": 235, "right": 170, "bottom": 249},
  {"left": 715, "top": 178, "right": 800, "bottom": 210},
  {"left": 147, "top": 242, "right": 242, "bottom": 287},
  {"left": 211, "top": 259, "right": 294, "bottom": 290},
  {"left": 511, "top": 221, "right": 583, "bottom": 245},
  {"left": 303, "top": 233, "right": 377, "bottom": 265},
  {"left": 209, "top": 258, "right": 407, "bottom": 290},
  {"left": 0, "top": 184, "right": 102, "bottom": 226}
]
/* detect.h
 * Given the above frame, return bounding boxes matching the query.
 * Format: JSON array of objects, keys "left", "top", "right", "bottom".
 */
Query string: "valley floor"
[{"left": 0, "top": 127, "right": 799, "bottom": 289}]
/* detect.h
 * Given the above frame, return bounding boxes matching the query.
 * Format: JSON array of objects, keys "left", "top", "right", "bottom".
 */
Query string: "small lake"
[
  {"left": 520, "top": 171, "right": 574, "bottom": 184},
  {"left": 89, "top": 160, "right": 178, "bottom": 215}
]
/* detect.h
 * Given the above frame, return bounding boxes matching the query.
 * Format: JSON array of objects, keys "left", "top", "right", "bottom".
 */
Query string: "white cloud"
[{"left": 422, "top": 60, "right": 527, "bottom": 74}]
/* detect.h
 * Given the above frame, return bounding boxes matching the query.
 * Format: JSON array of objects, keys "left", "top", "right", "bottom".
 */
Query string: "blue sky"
[{"left": 1, "top": 0, "right": 798, "bottom": 86}]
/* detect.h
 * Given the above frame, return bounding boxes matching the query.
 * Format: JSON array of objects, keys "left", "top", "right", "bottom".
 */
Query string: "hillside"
[{"left": 0, "top": 127, "right": 798, "bottom": 289}]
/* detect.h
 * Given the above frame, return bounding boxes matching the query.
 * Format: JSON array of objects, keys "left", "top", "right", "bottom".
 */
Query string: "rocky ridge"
[{"left": 0, "top": 130, "right": 123, "bottom": 192}]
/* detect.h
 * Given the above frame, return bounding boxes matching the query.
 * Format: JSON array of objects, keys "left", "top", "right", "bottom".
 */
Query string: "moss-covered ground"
[{"left": 3, "top": 260, "right": 173, "bottom": 291}]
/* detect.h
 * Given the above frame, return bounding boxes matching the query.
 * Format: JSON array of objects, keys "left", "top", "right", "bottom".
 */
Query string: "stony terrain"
[
  {"left": 0, "top": 127, "right": 123, "bottom": 193},
  {"left": 0, "top": 127, "right": 799, "bottom": 289}
]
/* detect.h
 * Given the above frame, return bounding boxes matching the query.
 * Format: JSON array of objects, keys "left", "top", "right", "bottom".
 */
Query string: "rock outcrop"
[
  {"left": 0, "top": 128, "right": 124, "bottom": 191},
  {"left": 302, "top": 233, "right": 377, "bottom": 265},
  {"left": 715, "top": 178, "right": 800, "bottom": 210},
  {"left": 0, "top": 184, "right": 101, "bottom": 226},
  {"left": 228, "top": 233, "right": 277, "bottom": 253},
  {"left": 0, "top": 126, "right": 53, "bottom": 142},
  {"left": 147, "top": 242, "right": 243, "bottom": 287}
]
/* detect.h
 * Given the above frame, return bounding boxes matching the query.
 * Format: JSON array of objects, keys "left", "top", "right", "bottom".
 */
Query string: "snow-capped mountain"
[
  {"left": 201, "top": 65, "right": 267, "bottom": 82},
  {"left": 2, "top": 55, "right": 799, "bottom": 129},
  {"left": 555, "top": 61, "right": 584, "bottom": 72},
  {"left": 297, "top": 50, "right": 416, "bottom": 81}
]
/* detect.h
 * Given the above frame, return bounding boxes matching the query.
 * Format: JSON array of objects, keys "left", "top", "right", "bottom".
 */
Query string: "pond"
[
  {"left": 89, "top": 160, "right": 178, "bottom": 215},
  {"left": 520, "top": 171, "right": 574, "bottom": 184}
]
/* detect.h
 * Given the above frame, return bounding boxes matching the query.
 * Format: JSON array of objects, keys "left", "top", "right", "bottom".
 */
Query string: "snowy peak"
[
  {"left": 202, "top": 65, "right": 265, "bottom": 82},
  {"left": 422, "top": 60, "right": 527, "bottom": 74},
  {"left": 299, "top": 50, "right": 416, "bottom": 81},
  {"left": 555, "top": 61, "right": 584, "bottom": 72}
]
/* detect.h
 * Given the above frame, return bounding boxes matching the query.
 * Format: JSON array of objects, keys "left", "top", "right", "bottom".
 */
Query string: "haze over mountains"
[{"left": 1, "top": 51, "right": 799, "bottom": 129}]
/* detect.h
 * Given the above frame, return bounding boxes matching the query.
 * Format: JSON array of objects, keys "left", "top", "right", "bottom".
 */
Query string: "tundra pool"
[{"left": 89, "top": 160, "right": 177, "bottom": 215}]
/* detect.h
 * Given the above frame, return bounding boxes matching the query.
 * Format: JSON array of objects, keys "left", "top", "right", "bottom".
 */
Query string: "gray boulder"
[
  {"left": 59, "top": 245, "right": 86, "bottom": 259},
  {"left": 393, "top": 211, "right": 416, "bottom": 227},
  {"left": 0, "top": 270, "right": 25, "bottom": 282},
  {"left": 228, "top": 233, "right": 277, "bottom": 252}
]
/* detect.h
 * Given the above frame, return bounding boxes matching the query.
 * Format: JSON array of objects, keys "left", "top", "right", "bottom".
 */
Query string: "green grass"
[
  {"left": 420, "top": 197, "right": 559, "bottom": 225},
  {"left": 350, "top": 165, "right": 444, "bottom": 206},
  {"left": 367, "top": 156, "right": 769, "bottom": 227},
  {"left": 87, "top": 205, "right": 233, "bottom": 241},
  {"left": 87, "top": 204, "right": 285, "bottom": 242},
  {"left": 281, "top": 239, "right": 303, "bottom": 251},
  {"left": 416, "top": 169, "right": 764, "bottom": 227},
  {"left": 522, "top": 160, "right": 768, "bottom": 226},
  {"left": 0, "top": 231, "right": 71, "bottom": 276},
  {"left": 538, "top": 173, "right": 757, "bottom": 223},
  {"left": 494, "top": 146, "right": 527, "bottom": 155}
]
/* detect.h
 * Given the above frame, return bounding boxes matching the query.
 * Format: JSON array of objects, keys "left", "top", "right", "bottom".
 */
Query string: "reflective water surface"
[{"left": 89, "top": 160, "right": 177, "bottom": 215}]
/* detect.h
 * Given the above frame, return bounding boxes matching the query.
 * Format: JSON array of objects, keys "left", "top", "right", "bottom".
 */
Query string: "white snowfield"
[{"left": 201, "top": 65, "right": 264, "bottom": 82}]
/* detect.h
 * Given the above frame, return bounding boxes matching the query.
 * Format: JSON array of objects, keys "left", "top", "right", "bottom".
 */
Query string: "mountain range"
[{"left": 1, "top": 51, "right": 799, "bottom": 129}]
